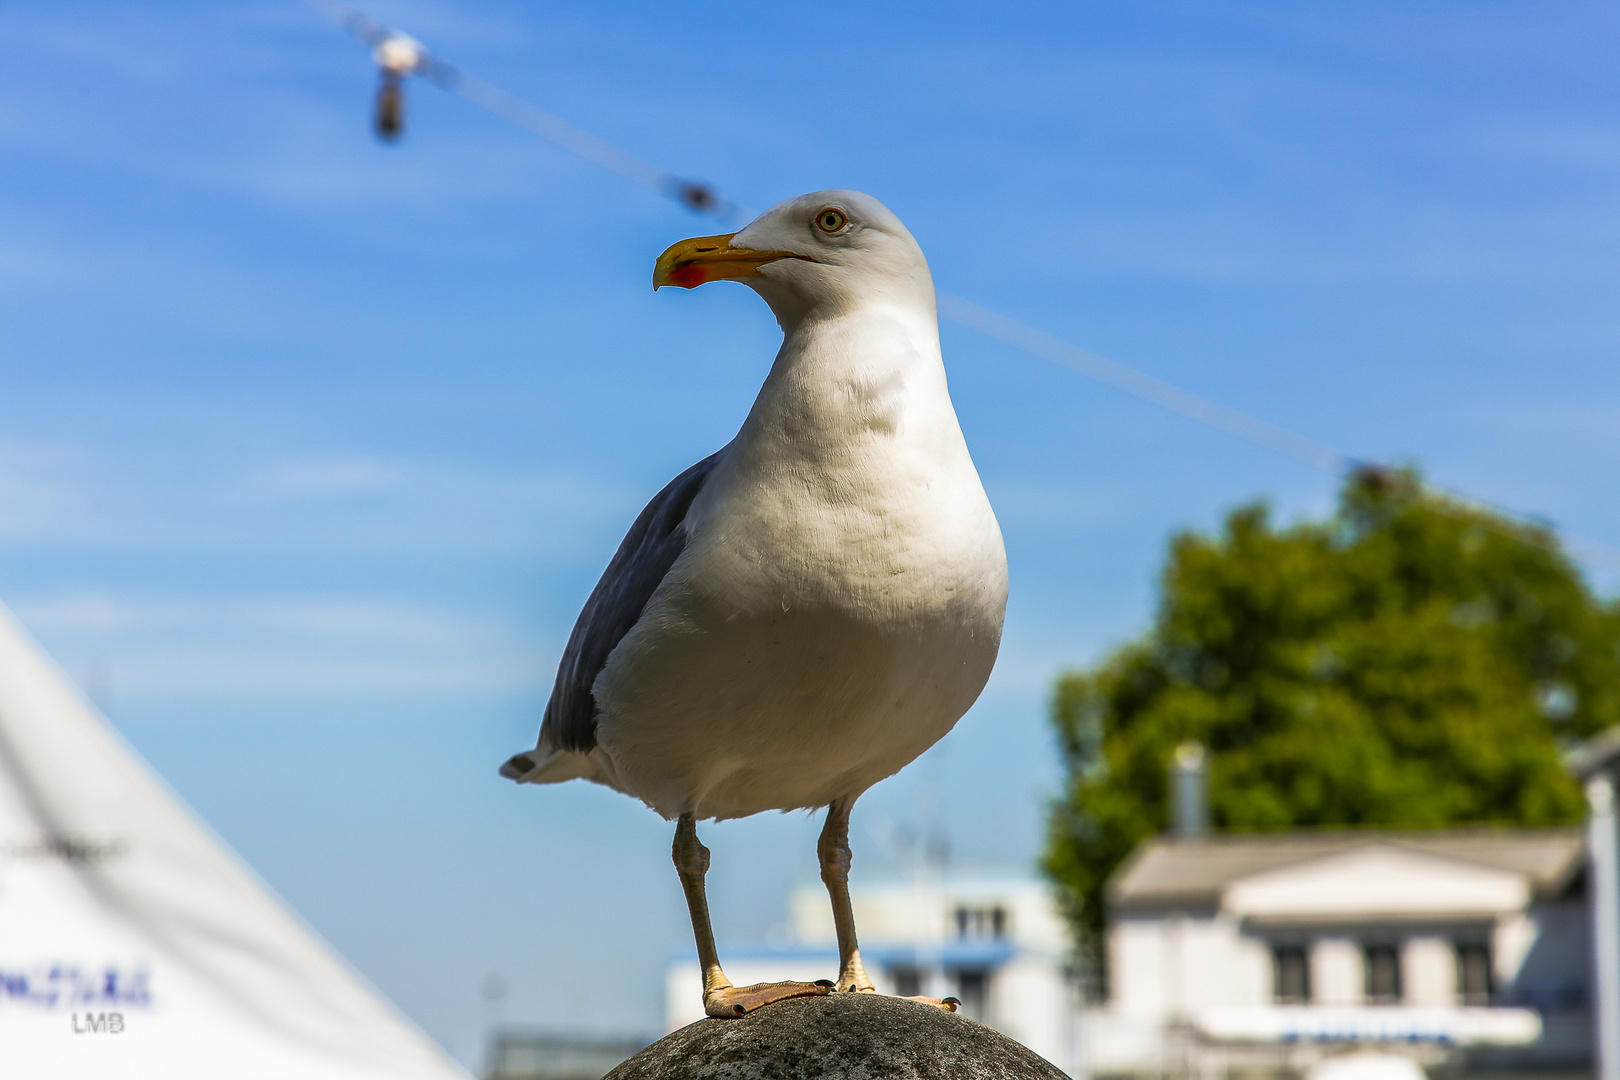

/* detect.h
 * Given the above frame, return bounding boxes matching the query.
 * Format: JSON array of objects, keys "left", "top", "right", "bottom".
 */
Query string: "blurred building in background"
[
  {"left": 1085, "top": 828, "right": 1587, "bottom": 1080},
  {"left": 483, "top": 1031, "right": 649, "bottom": 1080},
  {"left": 665, "top": 872, "right": 1079, "bottom": 1069}
]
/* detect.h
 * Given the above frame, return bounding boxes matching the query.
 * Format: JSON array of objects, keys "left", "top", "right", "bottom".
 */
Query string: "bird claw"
[
  {"left": 703, "top": 980, "right": 833, "bottom": 1018},
  {"left": 899, "top": 994, "right": 961, "bottom": 1012},
  {"left": 830, "top": 977, "right": 956, "bottom": 1013}
]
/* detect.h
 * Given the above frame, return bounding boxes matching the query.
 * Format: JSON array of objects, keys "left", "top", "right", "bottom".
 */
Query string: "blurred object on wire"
[
  {"left": 371, "top": 33, "right": 422, "bottom": 141},
  {"left": 302, "top": 0, "right": 742, "bottom": 220}
]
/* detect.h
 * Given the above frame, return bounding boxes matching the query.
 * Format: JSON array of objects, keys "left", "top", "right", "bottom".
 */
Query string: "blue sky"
[{"left": 2, "top": 0, "right": 1617, "bottom": 1065}]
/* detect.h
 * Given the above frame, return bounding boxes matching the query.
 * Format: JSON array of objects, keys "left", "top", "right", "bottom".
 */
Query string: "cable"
[
  {"left": 935, "top": 297, "right": 1620, "bottom": 570},
  {"left": 300, "top": 0, "right": 737, "bottom": 217},
  {"left": 935, "top": 294, "right": 1349, "bottom": 476},
  {"left": 298, "top": 0, "right": 1620, "bottom": 574}
]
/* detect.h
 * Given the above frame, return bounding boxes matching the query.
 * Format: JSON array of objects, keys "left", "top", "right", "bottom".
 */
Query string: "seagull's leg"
[
  {"left": 818, "top": 798, "right": 958, "bottom": 1012},
  {"left": 818, "top": 797, "right": 876, "bottom": 994},
  {"left": 673, "top": 813, "right": 831, "bottom": 1019}
]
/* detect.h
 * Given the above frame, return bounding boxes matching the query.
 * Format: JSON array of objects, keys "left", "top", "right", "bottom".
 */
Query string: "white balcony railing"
[{"left": 1196, "top": 1005, "right": 1542, "bottom": 1047}]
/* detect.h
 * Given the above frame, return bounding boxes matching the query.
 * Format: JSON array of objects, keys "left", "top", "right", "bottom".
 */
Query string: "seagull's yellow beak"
[{"left": 653, "top": 233, "right": 809, "bottom": 290}]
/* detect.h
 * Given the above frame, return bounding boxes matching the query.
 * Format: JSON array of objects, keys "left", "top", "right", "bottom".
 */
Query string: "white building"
[
  {"left": 665, "top": 872, "right": 1080, "bottom": 1069},
  {"left": 1089, "top": 829, "right": 1589, "bottom": 1080}
]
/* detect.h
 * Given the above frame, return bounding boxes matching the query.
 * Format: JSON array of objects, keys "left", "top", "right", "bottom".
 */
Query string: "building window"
[
  {"left": 889, "top": 966, "right": 921, "bottom": 999},
  {"left": 954, "top": 968, "right": 989, "bottom": 1019},
  {"left": 1272, "top": 945, "right": 1310, "bottom": 1004},
  {"left": 1456, "top": 942, "right": 1492, "bottom": 1005},
  {"left": 1364, "top": 943, "right": 1402, "bottom": 1004},
  {"left": 954, "top": 905, "right": 1008, "bottom": 940}
]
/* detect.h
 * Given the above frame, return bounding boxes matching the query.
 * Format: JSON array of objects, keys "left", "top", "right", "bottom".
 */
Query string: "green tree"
[{"left": 1044, "top": 468, "right": 1620, "bottom": 964}]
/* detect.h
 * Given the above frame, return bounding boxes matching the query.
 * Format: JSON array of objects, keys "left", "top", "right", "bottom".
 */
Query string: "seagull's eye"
[{"left": 814, "top": 208, "right": 849, "bottom": 234}]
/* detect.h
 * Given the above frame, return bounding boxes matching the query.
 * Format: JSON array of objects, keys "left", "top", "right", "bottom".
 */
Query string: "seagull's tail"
[{"left": 499, "top": 747, "right": 596, "bottom": 785}]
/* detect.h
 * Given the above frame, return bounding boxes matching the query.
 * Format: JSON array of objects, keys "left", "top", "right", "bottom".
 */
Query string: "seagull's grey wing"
[{"left": 536, "top": 449, "right": 724, "bottom": 755}]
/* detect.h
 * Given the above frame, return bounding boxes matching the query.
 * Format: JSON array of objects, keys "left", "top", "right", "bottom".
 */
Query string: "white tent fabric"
[{"left": 0, "top": 604, "right": 470, "bottom": 1078}]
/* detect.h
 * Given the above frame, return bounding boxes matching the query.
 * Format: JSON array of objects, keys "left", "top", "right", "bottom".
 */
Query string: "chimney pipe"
[{"left": 1171, "top": 741, "right": 1208, "bottom": 840}]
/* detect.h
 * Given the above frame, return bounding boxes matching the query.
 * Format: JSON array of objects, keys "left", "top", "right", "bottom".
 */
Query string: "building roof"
[
  {"left": 1567, "top": 724, "right": 1620, "bottom": 778},
  {"left": 1109, "top": 827, "right": 1585, "bottom": 911}
]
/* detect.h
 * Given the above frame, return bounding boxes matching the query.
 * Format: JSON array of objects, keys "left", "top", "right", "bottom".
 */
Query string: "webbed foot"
[{"left": 704, "top": 979, "right": 834, "bottom": 1018}]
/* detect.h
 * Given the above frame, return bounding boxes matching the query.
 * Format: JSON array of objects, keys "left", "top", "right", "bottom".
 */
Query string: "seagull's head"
[{"left": 653, "top": 190, "right": 933, "bottom": 324}]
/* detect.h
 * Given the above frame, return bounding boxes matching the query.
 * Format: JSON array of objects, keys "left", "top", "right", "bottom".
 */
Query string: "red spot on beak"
[{"left": 667, "top": 264, "right": 709, "bottom": 289}]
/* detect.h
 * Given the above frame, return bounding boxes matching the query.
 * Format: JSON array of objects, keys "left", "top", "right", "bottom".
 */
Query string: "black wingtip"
[{"left": 499, "top": 753, "right": 534, "bottom": 782}]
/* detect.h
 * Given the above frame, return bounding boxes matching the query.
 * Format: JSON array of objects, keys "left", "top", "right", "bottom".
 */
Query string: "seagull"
[{"left": 501, "top": 191, "right": 1008, "bottom": 1018}]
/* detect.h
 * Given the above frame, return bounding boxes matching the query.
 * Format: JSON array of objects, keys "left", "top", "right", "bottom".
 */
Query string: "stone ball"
[{"left": 605, "top": 992, "right": 1067, "bottom": 1080}]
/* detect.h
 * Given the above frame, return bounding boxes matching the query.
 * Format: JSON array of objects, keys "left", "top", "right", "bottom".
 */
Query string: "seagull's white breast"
[{"left": 591, "top": 305, "right": 1008, "bottom": 820}]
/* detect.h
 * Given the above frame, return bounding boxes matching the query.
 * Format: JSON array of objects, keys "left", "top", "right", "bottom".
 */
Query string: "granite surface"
[{"left": 605, "top": 993, "right": 1067, "bottom": 1080}]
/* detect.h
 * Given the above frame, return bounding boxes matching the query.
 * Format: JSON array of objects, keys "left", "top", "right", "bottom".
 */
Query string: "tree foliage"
[{"left": 1043, "top": 469, "right": 1620, "bottom": 958}]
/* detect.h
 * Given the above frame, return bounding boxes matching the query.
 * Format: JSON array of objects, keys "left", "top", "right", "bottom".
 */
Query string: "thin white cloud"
[
  {"left": 1465, "top": 118, "right": 1620, "bottom": 173},
  {"left": 1456, "top": 399, "right": 1620, "bottom": 442},
  {"left": 11, "top": 590, "right": 542, "bottom": 699},
  {"left": 0, "top": 237, "right": 92, "bottom": 285},
  {"left": 237, "top": 458, "right": 405, "bottom": 502},
  {"left": 0, "top": 436, "right": 96, "bottom": 542},
  {"left": 0, "top": 434, "right": 639, "bottom": 557},
  {"left": 0, "top": 10, "right": 189, "bottom": 83},
  {"left": 78, "top": 647, "right": 534, "bottom": 698},
  {"left": 14, "top": 592, "right": 502, "bottom": 645}
]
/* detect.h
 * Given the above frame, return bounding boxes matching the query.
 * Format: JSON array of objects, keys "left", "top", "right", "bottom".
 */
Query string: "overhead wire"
[
  {"left": 298, "top": 0, "right": 1620, "bottom": 574},
  {"left": 935, "top": 294, "right": 1349, "bottom": 476},
  {"left": 301, "top": 0, "right": 738, "bottom": 216}
]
